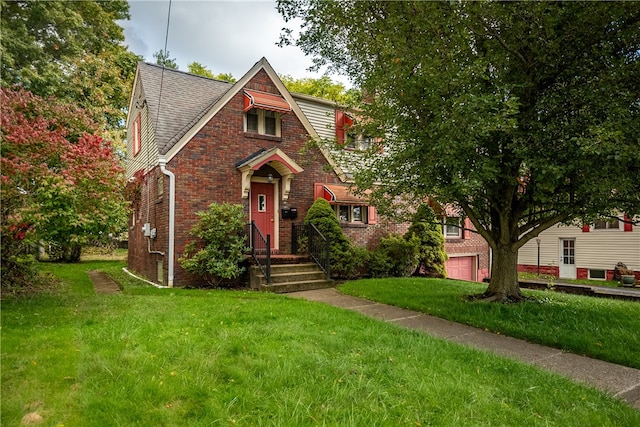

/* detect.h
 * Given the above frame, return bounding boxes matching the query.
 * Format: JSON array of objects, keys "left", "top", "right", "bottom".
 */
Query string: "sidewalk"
[{"left": 288, "top": 287, "right": 640, "bottom": 409}]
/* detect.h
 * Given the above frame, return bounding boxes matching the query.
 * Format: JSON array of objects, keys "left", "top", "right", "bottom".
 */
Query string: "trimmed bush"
[
  {"left": 369, "top": 233, "right": 420, "bottom": 278},
  {"left": 178, "top": 203, "right": 248, "bottom": 287}
]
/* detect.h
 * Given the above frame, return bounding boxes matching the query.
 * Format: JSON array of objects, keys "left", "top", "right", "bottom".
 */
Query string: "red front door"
[{"left": 250, "top": 182, "right": 275, "bottom": 249}]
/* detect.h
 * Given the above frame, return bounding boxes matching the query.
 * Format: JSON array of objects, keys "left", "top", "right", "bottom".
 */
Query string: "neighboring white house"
[{"left": 518, "top": 216, "right": 639, "bottom": 281}]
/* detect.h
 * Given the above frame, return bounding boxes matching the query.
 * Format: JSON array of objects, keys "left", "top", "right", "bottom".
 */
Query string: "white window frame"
[
  {"left": 244, "top": 108, "right": 281, "bottom": 137},
  {"left": 443, "top": 217, "right": 463, "bottom": 239}
]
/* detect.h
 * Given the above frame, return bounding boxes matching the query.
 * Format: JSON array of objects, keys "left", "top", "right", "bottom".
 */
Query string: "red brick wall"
[
  {"left": 127, "top": 167, "right": 168, "bottom": 283},
  {"left": 517, "top": 264, "right": 560, "bottom": 277}
]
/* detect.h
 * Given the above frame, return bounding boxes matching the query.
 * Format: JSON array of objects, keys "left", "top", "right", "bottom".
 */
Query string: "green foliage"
[
  {"left": 303, "top": 198, "right": 361, "bottom": 278},
  {"left": 0, "top": 0, "right": 140, "bottom": 145},
  {"left": 0, "top": 221, "right": 39, "bottom": 291},
  {"left": 280, "top": 74, "right": 358, "bottom": 104},
  {"left": 187, "top": 61, "right": 236, "bottom": 82},
  {"left": 340, "top": 277, "right": 640, "bottom": 369},
  {"left": 153, "top": 49, "right": 179, "bottom": 69},
  {"left": 278, "top": 1, "right": 640, "bottom": 299},
  {"left": 369, "top": 234, "right": 420, "bottom": 278},
  {"left": 178, "top": 203, "right": 248, "bottom": 287},
  {"left": 405, "top": 204, "right": 448, "bottom": 278},
  {"left": 1, "top": 88, "right": 127, "bottom": 276}
]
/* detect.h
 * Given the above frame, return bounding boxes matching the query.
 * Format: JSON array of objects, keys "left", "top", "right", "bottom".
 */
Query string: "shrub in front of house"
[
  {"left": 178, "top": 203, "right": 248, "bottom": 287},
  {"left": 303, "top": 198, "right": 365, "bottom": 278},
  {"left": 405, "top": 204, "right": 448, "bottom": 278},
  {"left": 369, "top": 233, "right": 420, "bottom": 278}
]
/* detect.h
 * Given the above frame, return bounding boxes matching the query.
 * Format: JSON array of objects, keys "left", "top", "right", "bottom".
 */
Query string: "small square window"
[
  {"left": 443, "top": 218, "right": 462, "bottom": 238},
  {"left": 589, "top": 269, "right": 606, "bottom": 280},
  {"left": 258, "top": 194, "right": 267, "bottom": 212}
]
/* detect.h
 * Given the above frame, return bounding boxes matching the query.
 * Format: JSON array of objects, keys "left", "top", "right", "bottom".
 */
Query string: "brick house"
[{"left": 125, "top": 58, "right": 489, "bottom": 287}]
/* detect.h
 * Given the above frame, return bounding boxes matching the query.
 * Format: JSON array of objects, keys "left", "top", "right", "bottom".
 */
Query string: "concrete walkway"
[
  {"left": 288, "top": 287, "right": 640, "bottom": 409},
  {"left": 87, "top": 270, "right": 121, "bottom": 294}
]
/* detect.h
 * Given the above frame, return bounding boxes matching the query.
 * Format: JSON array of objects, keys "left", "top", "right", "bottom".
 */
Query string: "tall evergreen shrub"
[
  {"left": 405, "top": 204, "right": 448, "bottom": 278},
  {"left": 303, "top": 198, "right": 365, "bottom": 278}
]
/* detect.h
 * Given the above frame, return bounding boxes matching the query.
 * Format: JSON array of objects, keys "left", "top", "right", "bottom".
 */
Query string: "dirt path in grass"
[{"left": 87, "top": 270, "right": 121, "bottom": 294}]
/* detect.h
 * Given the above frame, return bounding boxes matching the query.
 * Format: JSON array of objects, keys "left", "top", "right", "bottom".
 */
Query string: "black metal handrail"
[
  {"left": 246, "top": 221, "right": 271, "bottom": 284},
  {"left": 292, "top": 223, "right": 330, "bottom": 280}
]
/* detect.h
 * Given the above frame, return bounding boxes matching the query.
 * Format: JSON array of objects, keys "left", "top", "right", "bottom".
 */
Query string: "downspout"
[{"left": 159, "top": 156, "right": 175, "bottom": 287}]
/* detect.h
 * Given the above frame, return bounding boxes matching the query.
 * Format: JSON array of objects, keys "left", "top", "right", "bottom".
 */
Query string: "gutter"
[{"left": 159, "top": 157, "right": 175, "bottom": 287}]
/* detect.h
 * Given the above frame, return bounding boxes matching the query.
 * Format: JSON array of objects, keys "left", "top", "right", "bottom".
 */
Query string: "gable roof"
[
  {"left": 132, "top": 58, "right": 349, "bottom": 180},
  {"left": 135, "top": 62, "right": 233, "bottom": 155}
]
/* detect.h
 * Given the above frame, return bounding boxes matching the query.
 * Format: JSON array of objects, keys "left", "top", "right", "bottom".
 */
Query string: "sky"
[{"left": 120, "top": 0, "right": 350, "bottom": 85}]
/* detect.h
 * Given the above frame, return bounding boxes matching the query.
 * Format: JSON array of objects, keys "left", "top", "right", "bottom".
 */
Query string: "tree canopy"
[
  {"left": 278, "top": 0, "right": 640, "bottom": 300},
  {"left": 154, "top": 49, "right": 179, "bottom": 69},
  {"left": 1, "top": 0, "right": 140, "bottom": 135},
  {"left": 187, "top": 61, "right": 237, "bottom": 82},
  {"left": 1, "top": 88, "right": 127, "bottom": 267},
  {"left": 280, "top": 74, "right": 357, "bottom": 104}
]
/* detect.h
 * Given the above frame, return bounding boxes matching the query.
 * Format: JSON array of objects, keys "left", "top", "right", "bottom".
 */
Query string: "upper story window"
[
  {"left": 594, "top": 217, "right": 621, "bottom": 230},
  {"left": 245, "top": 108, "right": 281, "bottom": 136},
  {"left": 243, "top": 90, "right": 290, "bottom": 138},
  {"left": 336, "top": 110, "right": 380, "bottom": 151},
  {"left": 132, "top": 112, "right": 141, "bottom": 156}
]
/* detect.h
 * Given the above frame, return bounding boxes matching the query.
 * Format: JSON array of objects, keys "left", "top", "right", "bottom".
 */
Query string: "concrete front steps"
[{"left": 249, "top": 260, "right": 334, "bottom": 293}]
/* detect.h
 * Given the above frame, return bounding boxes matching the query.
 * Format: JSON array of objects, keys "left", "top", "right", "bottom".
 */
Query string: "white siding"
[
  {"left": 519, "top": 223, "right": 640, "bottom": 271},
  {"left": 295, "top": 98, "right": 335, "bottom": 140},
  {"left": 294, "top": 96, "right": 371, "bottom": 180}
]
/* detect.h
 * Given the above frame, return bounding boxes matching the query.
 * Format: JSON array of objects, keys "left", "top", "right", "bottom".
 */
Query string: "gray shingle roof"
[{"left": 137, "top": 62, "right": 233, "bottom": 155}]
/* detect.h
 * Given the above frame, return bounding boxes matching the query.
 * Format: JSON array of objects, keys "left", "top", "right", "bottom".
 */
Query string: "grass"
[
  {"left": 1, "top": 261, "right": 639, "bottom": 426},
  {"left": 339, "top": 278, "right": 640, "bottom": 369},
  {"left": 519, "top": 272, "right": 622, "bottom": 288}
]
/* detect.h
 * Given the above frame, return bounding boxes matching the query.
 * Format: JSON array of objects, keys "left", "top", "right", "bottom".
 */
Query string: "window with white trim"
[
  {"left": 334, "top": 204, "right": 368, "bottom": 224},
  {"left": 245, "top": 108, "right": 281, "bottom": 136},
  {"left": 443, "top": 217, "right": 462, "bottom": 238}
]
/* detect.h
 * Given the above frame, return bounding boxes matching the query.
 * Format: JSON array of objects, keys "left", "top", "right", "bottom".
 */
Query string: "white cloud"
[{"left": 121, "top": 0, "right": 351, "bottom": 86}]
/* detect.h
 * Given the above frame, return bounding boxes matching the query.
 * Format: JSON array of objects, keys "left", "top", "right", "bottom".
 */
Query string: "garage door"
[{"left": 446, "top": 256, "right": 475, "bottom": 281}]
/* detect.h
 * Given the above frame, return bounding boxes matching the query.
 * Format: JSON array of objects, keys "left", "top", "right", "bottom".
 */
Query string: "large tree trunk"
[{"left": 483, "top": 244, "right": 526, "bottom": 302}]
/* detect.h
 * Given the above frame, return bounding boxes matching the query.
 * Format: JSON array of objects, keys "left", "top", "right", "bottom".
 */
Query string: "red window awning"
[
  {"left": 244, "top": 90, "right": 291, "bottom": 113},
  {"left": 315, "top": 183, "right": 368, "bottom": 204}
]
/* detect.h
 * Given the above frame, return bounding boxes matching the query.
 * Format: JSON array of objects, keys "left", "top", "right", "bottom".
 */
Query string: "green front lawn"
[
  {"left": 1, "top": 261, "right": 638, "bottom": 426},
  {"left": 339, "top": 278, "right": 640, "bottom": 369}
]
